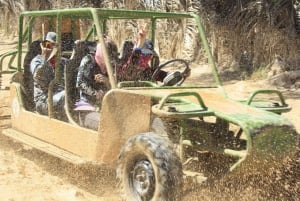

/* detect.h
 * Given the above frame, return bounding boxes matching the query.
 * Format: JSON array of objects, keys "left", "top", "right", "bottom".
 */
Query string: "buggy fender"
[{"left": 95, "top": 89, "right": 152, "bottom": 163}]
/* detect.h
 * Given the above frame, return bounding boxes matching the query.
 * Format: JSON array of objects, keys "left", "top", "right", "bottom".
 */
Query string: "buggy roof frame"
[
  {"left": 17, "top": 8, "right": 221, "bottom": 88},
  {"left": 20, "top": 8, "right": 195, "bottom": 20}
]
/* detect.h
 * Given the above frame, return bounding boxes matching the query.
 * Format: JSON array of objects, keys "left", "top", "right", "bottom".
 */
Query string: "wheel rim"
[{"left": 130, "top": 160, "right": 155, "bottom": 200}]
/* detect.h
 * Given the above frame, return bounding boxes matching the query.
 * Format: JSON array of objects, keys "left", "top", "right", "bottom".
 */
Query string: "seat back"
[
  {"left": 23, "top": 40, "right": 42, "bottom": 111},
  {"left": 119, "top": 40, "right": 134, "bottom": 63}
]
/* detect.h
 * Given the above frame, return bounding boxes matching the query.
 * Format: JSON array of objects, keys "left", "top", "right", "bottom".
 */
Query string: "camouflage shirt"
[
  {"left": 30, "top": 55, "right": 66, "bottom": 114},
  {"left": 76, "top": 54, "right": 108, "bottom": 105}
]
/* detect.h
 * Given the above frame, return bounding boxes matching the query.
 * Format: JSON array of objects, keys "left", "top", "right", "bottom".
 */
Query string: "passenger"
[
  {"left": 75, "top": 36, "right": 118, "bottom": 130},
  {"left": 30, "top": 31, "right": 68, "bottom": 116},
  {"left": 76, "top": 37, "right": 117, "bottom": 107},
  {"left": 119, "top": 24, "right": 191, "bottom": 84}
]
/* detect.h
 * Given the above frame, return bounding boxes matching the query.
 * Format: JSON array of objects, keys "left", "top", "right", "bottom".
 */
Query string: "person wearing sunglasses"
[{"left": 30, "top": 31, "right": 68, "bottom": 117}]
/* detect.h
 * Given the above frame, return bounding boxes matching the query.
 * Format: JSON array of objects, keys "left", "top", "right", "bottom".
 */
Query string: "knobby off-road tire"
[{"left": 117, "top": 133, "right": 183, "bottom": 201}]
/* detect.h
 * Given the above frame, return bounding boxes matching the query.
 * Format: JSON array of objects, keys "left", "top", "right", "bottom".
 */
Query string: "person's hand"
[
  {"left": 40, "top": 43, "right": 52, "bottom": 59},
  {"left": 136, "top": 24, "right": 148, "bottom": 48},
  {"left": 94, "top": 74, "right": 108, "bottom": 84},
  {"left": 40, "top": 43, "right": 57, "bottom": 61}
]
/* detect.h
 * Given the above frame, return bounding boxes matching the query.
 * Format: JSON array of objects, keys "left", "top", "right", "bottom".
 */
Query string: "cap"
[
  {"left": 44, "top": 32, "right": 57, "bottom": 43},
  {"left": 142, "top": 39, "right": 153, "bottom": 50},
  {"left": 141, "top": 39, "right": 153, "bottom": 56},
  {"left": 141, "top": 48, "right": 153, "bottom": 56}
]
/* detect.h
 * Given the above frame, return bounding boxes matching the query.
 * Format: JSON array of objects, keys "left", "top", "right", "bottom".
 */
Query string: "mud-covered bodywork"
[
  {"left": 123, "top": 86, "right": 298, "bottom": 171},
  {"left": 1, "top": 8, "right": 298, "bottom": 201}
]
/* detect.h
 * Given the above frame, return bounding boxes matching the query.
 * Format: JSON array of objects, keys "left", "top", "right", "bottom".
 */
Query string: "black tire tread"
[{"left": 117, "top": 132, "right": 183, "bottom": 201}]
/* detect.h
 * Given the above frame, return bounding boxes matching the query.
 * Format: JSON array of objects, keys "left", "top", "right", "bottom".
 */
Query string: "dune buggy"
[{"left": 1, "top": 8, "right": 298, "bottom": 201}]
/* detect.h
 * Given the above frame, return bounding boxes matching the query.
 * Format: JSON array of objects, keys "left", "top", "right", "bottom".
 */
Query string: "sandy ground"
[{"left": 0, "top": 38, "right": 299, "bottom": 201}]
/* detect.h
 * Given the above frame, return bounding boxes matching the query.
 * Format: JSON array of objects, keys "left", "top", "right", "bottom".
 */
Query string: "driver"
[{"left": 118, "top": 24, "right": 190, "bottom": 85}]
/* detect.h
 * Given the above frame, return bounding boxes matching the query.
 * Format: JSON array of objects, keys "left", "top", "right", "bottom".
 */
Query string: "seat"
[
  {"left": 22, "top": 40, "right": 42, "bottom": 111},
  {"left": 119, "top": 40, "right": 134, "bottom": 63}
]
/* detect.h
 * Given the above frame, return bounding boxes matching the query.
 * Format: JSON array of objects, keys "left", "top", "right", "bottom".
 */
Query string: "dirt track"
[{"left": 0, "top": 40, "right": 299, "bottom": 201}]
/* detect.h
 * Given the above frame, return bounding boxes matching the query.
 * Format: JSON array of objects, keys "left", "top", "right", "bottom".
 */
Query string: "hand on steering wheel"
[{"left": 151, "top": 59, "right": 190, "bottom": 86}]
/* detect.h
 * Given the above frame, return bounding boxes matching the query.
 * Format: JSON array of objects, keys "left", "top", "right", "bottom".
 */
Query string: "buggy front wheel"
[{"left": 117, "top": 133, "right": 183, "bottom": 201}]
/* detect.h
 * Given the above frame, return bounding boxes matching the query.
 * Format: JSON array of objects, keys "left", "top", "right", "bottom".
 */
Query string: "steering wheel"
[{"left": 151, "top": 59, "right": 190, "bottom": 86}]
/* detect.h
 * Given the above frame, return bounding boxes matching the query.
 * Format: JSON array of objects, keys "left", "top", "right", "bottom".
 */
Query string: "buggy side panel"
[{"left": 9, "top": 82, "right": 99, "bottom": 161}]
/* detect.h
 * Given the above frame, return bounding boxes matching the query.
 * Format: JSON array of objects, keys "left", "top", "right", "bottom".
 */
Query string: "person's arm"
[
  {"left": 31, "top": 55, "right": 54, "bottom": 90},
  {"left": 135, "top": 24, "right": 148, "bottom": 48}
]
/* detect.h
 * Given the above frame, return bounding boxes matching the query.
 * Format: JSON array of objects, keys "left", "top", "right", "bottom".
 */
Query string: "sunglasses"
[{"left": 42, "top": 41, "right": 55, "bottom": 49}]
